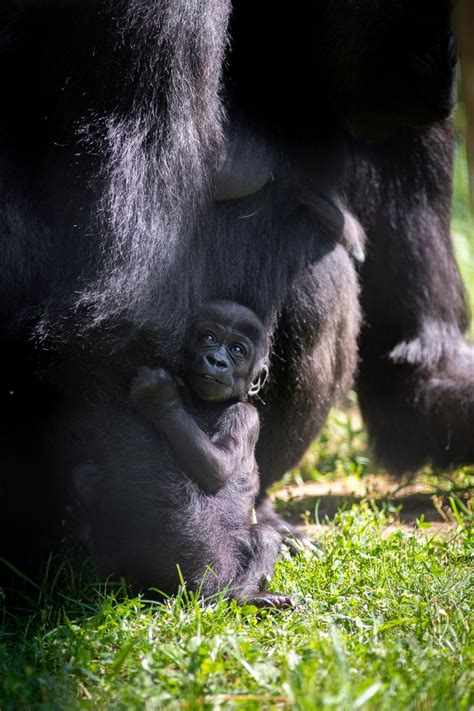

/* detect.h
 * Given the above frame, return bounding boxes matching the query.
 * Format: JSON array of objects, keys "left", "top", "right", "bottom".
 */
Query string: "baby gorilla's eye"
[
  {"left": 200, "top": 332, "right": 216, "bottom": 345},
  {"left": 230, "top": 343, "right": 247, "bottom": 357}
]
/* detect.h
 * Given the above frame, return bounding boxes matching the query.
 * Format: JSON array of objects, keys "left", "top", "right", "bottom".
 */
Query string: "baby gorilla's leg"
[{"left": 231, "top": 523, "right": 295, "bottom": 609}]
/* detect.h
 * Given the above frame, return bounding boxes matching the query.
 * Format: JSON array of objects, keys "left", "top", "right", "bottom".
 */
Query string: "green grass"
[
  {"left": 1, "top": 503, "right": 472, "bottom": 709},
  {"left": 1, "top": 149, "right": 473, "bottom": 711},
  {"left": 453, "top": 142, "right": 474, "bottom": 334}
]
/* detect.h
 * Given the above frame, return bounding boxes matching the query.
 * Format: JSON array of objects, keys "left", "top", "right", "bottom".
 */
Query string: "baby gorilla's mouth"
[{"left": 199, "top": 373, "right": 224, "bottom": 384}]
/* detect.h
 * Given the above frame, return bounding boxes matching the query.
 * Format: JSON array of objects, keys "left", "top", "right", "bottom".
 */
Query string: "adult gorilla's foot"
[{"left": 358, "top": 339, "right": 474, "bottom": 474}]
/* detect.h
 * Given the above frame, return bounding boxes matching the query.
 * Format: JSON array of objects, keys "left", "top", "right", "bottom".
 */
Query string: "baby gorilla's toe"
[
  {"left": 281, "top": 534, "right": 324, "bottom": 559},
  {"left": 242, "top": 592, "right": 298, "bottom": 609}
]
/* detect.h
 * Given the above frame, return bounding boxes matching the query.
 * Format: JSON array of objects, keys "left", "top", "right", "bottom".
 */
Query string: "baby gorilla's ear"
[{"left": 248, "top": 364, "right": 269, "bottom": 397}]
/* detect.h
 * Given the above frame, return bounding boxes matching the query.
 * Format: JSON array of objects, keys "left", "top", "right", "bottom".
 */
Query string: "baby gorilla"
[
  {"left": 74, "top": 301, "right": 293, "bottom": 607},
  {"left": 129, "top": 300, "right": 293, "bottom": 606}
]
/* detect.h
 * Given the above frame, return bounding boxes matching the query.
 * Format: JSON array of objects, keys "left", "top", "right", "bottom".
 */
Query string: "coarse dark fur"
[
  {"left": 71, "top": 302, "right": 293, "bottom": 605},
  {"left": 348, "top": 123, "right": 474, "bottom": 473},
  {"left": 0, "top": 0, "right": 472, "bottom": 582},
  {"left": 0, "top": 0, "right": 232, "bottom": 574}
]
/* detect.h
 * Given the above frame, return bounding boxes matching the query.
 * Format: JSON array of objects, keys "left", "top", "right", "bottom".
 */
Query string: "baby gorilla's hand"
[{"left": 130, "top": 366, "right": 181, "bottom": 419}]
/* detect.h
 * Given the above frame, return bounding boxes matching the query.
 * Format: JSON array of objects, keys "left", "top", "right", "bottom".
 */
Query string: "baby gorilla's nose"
[{"left": 205, "top": 351, "right": 229, "bottom": 371}]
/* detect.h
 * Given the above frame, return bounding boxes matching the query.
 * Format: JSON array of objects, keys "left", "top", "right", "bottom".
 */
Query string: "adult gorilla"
[
  {"left": 236, "top": 0, "right": 474, "bottom": 482},
  {"left": 0, "top": 0, "right": 471, "bottom": 579}
]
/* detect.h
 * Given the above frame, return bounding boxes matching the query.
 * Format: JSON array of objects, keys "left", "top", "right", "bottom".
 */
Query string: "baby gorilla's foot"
[
  {"left": 281, "top": 533, "right": 324, "bottom": 559},
  {"left": 241, "top": 592, "right": 298, "bottom": 609},
  {"left": 256, "top": 499, "right": 323, "bottom": 558}
]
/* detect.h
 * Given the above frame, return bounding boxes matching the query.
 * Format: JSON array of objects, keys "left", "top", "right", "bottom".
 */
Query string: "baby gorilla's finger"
[
  {"left": 153, "top": 367, "right": 173, "bottom": 383},
  {"left": 129, "top": 377, "right": 146, "bottom": 399},
  {"left": 136, "top": 365, "right": 153, "bottom": 379},
  {"left": 130, "top": 369, "right": 161, "bottom": 398}
]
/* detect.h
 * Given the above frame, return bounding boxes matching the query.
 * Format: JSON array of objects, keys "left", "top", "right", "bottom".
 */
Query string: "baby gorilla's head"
[{"left": 185, "top": 301, "right": 269, "bottom": 402}]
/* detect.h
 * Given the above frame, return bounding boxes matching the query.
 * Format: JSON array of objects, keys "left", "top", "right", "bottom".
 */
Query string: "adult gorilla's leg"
[
  {"left": 350, "top": 119, "right": 474, "bottom": 473},
  {"left": 256, "top": 243, "right": 360, "bottom": 489}
]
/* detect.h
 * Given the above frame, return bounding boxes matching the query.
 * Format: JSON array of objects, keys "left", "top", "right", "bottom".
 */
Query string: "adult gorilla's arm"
[
  {"left": 310, "top": 0, "right": 474, "bottom": 472},
  {"left": 235, "top": 0, "right": 473, "bottom": 482},
  {"left": 255, "top": 244, "right": 360, "bottom": 490},
  {"left": 348, "top": 120, "right": 474, "bottom": 473}
]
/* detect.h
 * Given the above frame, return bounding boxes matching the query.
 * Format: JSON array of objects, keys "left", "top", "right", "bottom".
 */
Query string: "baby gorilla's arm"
[{"left": 130, "top": 367, "right": 259, "bottom": 493}]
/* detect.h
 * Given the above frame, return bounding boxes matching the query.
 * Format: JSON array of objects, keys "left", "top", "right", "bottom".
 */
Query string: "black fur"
[
  {"left": 0, "top": 0, "right": 472, "bottom": 582},
  {"left": 347, "top": 122, "right": 474, "bottom": 472},
  {"left": 71, "top": 302, "right": 293, "bottom": 605}
]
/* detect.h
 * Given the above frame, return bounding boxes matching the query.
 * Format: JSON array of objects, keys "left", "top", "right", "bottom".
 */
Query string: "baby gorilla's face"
[{"left": 185, "top": 301, "right": 268, "bottom": 403}]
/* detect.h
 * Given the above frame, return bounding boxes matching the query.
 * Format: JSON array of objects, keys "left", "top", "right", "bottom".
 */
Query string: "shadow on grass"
[
  {"left": 276, "top": 491, "right": 446, "bottom": 524},
  {"left": 274, "top": 474, "right": 473, "bottom": 526}
]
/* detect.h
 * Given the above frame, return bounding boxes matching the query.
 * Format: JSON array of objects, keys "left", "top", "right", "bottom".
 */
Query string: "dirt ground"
[{"left": 272, "top": 473, "right": 471, "bottom": 538}]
